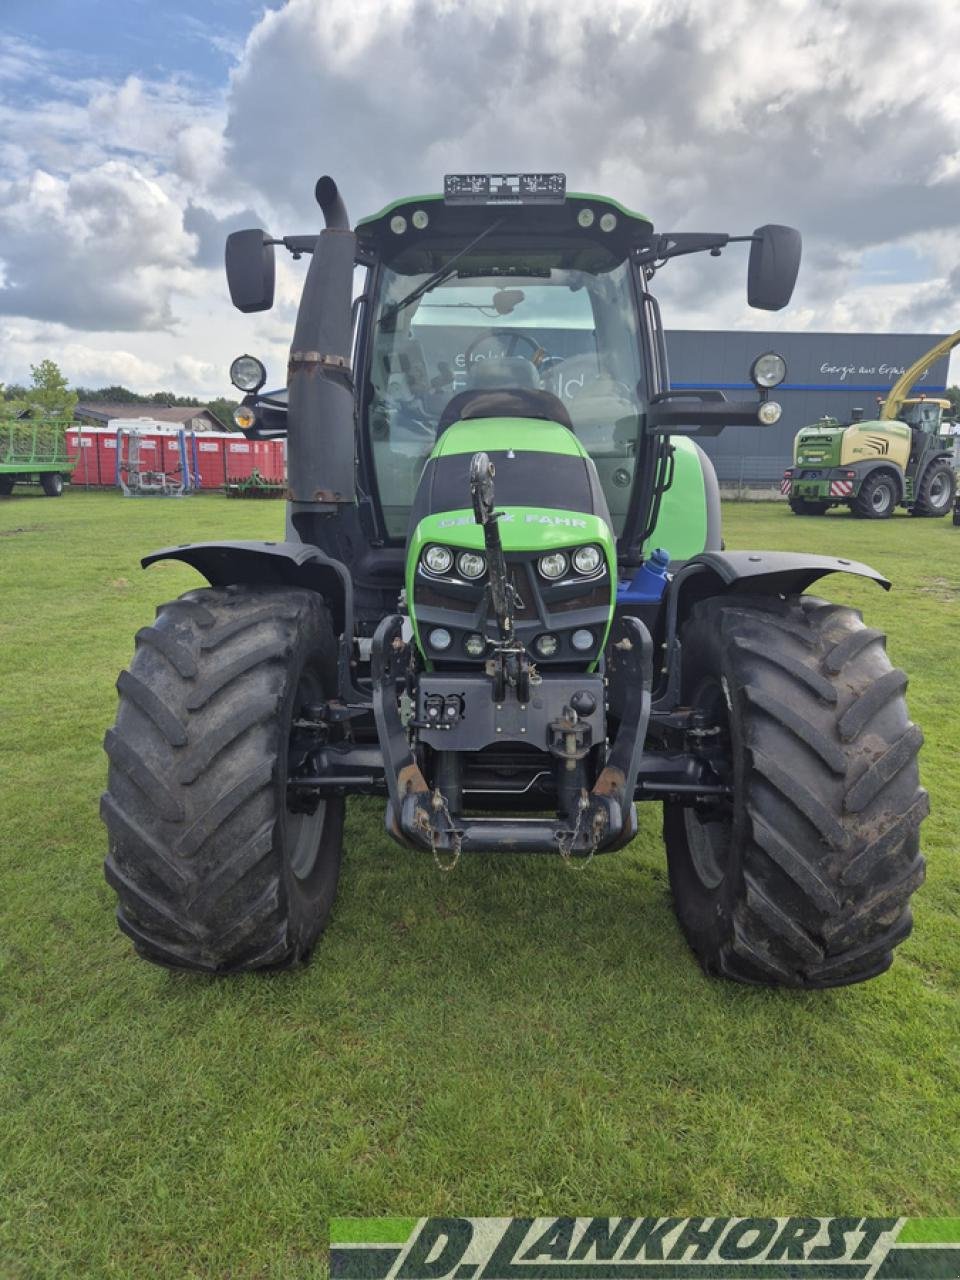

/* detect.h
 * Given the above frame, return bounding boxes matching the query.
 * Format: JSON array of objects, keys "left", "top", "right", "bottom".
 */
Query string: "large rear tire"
[
  {"left": 851, "top": 471, "right": 897, "bottom": 518},
  {"left": 911, "top": 461, "right": 956, "bottom": 517},
  {"left": 664, "top": 594, "right": 926, "bottom": 988},
  {"left": 102, "top": 585, "right": 344, "bottom": 973}
]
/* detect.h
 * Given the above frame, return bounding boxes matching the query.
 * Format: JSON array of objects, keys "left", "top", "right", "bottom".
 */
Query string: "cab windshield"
[{"left": 366, "top": 247, "right": 646, "bottom": 538}]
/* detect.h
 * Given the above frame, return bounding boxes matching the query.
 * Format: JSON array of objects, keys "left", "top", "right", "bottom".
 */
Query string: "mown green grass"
[{"left": 1, "top": 489, "right": 958, "bottom": 1279}]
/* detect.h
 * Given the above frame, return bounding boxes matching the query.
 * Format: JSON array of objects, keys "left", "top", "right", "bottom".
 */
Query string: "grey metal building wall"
[{"left": 664, "top": 331, "right": 951, "bottom": 483}]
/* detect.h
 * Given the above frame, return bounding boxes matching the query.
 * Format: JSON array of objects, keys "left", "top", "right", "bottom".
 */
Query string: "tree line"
[{"left": 1, "top": 360, "right": 238, "bottom": 429}]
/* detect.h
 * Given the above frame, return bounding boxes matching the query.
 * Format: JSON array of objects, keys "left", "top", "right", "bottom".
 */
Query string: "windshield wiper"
[{"left": 378, "top": 217, "right": 504, "bottom": 326}]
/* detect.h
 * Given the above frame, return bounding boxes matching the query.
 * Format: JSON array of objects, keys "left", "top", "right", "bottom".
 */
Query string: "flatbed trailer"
[{"left": 0, "top": 419, "right": 77, "bottom": 497}]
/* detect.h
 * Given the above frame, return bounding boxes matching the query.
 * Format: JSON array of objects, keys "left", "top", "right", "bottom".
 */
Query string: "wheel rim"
[
  {"left": 871, "top": 483, "right": 892, "bottom": 513},
  {"left": 928, "top": 472, "right": 950, "bottom": 508},
  {"left": 286, "top": 667, "right": 327, "bottom": 881},
  {"left": 684, "top": 678, "right": 734, "bottom": 890}
]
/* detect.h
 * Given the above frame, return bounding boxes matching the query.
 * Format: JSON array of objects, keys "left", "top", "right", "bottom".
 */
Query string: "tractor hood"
[{"left": 794, "top": 418, "right": 912, "bottom": 470}]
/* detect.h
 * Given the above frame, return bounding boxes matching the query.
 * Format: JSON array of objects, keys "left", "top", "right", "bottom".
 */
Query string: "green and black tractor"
[
  {"left": 783, "top": 396, "right": 957, "bottom": 519},
  {"left": 102, "top": 173, "right": 927, "bottom": 987}
]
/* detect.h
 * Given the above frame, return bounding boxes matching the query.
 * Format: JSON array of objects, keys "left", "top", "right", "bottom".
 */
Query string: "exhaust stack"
[{"left": 286, "top": 176, "right": 357, "bottom": 517}]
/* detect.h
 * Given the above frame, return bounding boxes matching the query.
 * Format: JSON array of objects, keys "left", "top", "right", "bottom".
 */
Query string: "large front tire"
[
  {"left": 851, "top": 471, "right": 897, "bottom": 518},
  {"left": 102, "top": 586, "right": 344, "bottom": 973},
  {"left": 664, "top": 594, "right": 926, "bottom": 988}
]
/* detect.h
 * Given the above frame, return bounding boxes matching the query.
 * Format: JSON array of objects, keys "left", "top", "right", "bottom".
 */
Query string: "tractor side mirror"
[
  {"left": 747, "top": 224, "right": 802, "bottom": 311},
  {"left": 225, "top": 229, "right": 276, "bottom": 313}
]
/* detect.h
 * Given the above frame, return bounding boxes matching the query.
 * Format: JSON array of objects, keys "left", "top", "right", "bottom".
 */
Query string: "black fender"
[
  {"left": 142, "top": 539, "right": 357, "bottom": 696},
  {"left": 652, "top": 550, "right": 890, "bottom": 709},
  {"left": 678, "top": 549, "right": 890, "bottom": 599},
  {"left": 845, "top": 458, "right": 905, "bottom": 500},
  {"left": 915, "top": 451, "right": 954, "bottom": 486}
]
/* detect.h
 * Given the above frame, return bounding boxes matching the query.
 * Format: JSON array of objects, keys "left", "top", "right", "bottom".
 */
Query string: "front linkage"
[{"left": 372, "top": 451, "right": 655, "bottom": 860}]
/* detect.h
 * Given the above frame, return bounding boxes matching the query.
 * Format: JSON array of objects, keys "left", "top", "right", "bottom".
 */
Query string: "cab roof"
[{"left": 355, "top": 190, "right": 655, "bottom": 266}]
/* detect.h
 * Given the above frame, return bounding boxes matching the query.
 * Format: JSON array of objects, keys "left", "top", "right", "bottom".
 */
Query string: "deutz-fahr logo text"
[
  {"left": 330, "top": 1216, "right": 960, "bottom": 1280},
  {"left": 437, "top": 513, "right": 589, "bottom": 530}
]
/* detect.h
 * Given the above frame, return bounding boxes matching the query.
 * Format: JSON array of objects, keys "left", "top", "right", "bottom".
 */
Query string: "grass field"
[{"left": 1, "top": 488, "right": 958, "bottom": 1279}]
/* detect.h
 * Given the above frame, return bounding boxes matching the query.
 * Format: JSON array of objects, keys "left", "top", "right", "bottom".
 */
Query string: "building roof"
[{"left": 75, "top": 403, "right": 227, "bottom": 430}]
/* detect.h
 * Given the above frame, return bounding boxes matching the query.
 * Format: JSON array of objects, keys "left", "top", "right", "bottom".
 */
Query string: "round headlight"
[
  {"left": 535, "top": 633, "right": 560, "bottom": 657},
  {"left": 577, "top": 208, "right": 595, "bottom": 228},
  {"left": 411, "top": 209, "right": 429, "bottom": 230},
  {"left": 599, "top": 212, "right": 617, "bottom": 233},
  {"left": 423, "top": 544, "right": 453, "bottom": 574},
  {"left": 572, "top": 544, "right": 602, "bottom": 575},
  {"left": 229, "top": 354, "right": 266, "bottom": 393},
  {"left": 750, "top": 351, "right": 787, "bottom": 389},
  {"left": 464, "top": 633, "right": 485, "bottom": 657},
  {"left": 571, "top": 629, "right": 594, "bottom": 651},
  {"left": 233, "top": 406, "right": 256, "bottom": 430},
  {"left": 457, "top": 550, "right": 486, "bottom": 579},
  {"left": 538, "top": 551, "right": 568, "bottom": 580},
  {"left": 428, "top": 628, "right": 452, "bottom": 651},
  {"left": 390, "top": 215, "right": 407, "bottom": 235},
  {"left": 758, "top": 400, "right": 783, "bottom": 425}
]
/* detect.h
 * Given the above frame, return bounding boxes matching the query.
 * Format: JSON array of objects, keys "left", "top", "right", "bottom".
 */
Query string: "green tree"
[
  {"left": 26, "top": 360, "right": 77, "bottom": 417},
  {"left": 205, "top": 397, "right": 240, "bottom": 430}
]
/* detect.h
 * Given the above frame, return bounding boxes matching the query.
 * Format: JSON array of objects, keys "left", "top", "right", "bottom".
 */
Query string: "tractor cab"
[
  {"left": 888, "top": 397, "right": 951, "bottom": 435},
  {"left": 356, "top": 188, "right": 652, "bottom": 541}
]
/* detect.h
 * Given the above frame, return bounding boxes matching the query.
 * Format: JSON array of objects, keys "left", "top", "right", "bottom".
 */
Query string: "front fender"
[
  {"left": 651, "top": 550, "right": 890, "bottom": 711},
  {"left": 142, "top": 539, "right": 353, "bottom": 637},
  {"left": 681, "top": 549, "right": 891, "bottom": 597}
]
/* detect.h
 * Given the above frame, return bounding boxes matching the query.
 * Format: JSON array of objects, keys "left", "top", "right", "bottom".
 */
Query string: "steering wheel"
[{"left": 464, "top": 329, "right": 548, "bottom": 371}]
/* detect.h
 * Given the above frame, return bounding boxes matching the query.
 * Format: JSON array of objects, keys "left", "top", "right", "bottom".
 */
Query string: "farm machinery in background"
[
  {"left": 102, "top": 172, "right": 927, "bottom": 990},
  {"left": 783, "top": 330, "right": 959, "bottom": 518},
  {"left": 0, "top": 416, "right": 76, "bottom": 497},
  {"left": 115, "top": 424, "right": 201, "bottom": 497}
]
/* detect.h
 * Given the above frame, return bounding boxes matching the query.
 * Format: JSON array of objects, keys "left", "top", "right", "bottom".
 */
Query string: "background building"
[
  {"left": 665, "top": 331, "right": 952, "bottom": 484},
  {"left": 74, "top": 403, "right": 226, "bottom": 432}
]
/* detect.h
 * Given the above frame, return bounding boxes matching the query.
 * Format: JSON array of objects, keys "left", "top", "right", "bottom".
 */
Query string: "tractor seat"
[
  {"left": 437, "top": 388, "right": 575, "bottom": 437},
  {"left": 468, "top": 355, "right": 539, "bottom": 391}
]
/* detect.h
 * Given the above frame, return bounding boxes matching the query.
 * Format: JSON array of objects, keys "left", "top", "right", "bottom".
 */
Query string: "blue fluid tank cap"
[{"left": 616, "top": 547, "right": 672, "bottom": 604}]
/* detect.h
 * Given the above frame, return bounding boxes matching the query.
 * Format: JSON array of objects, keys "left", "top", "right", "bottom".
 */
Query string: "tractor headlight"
[
  {"left": 758, "top": 400, "right": 782, "bottom": 425},
  {"left": 464, "top": 632, "right": 486, "bottom": 657},
  {"left": 577, "top": 208, "right": 595, "bottom": 228},
  {"left": 599, "top": 212, "right": 617, "bottom": 232},
  {"left": 229, "top": 354, "right": 267, "bottom": 393},
  {"left": 390, "top": 215, "right": 407, "bottom": 235},
  {"left": 750, "top": 351, "right": 787, "bottom": 389},
  {"left": 233, "top": 406, "right": 256, "bottom": 430},
  {"left": 572, "top": 544, "right": 602, "bottom": 575},
  {"left": 538, "top": 551, "right": 568, "bottom": 580},
  {"left": 411, "top": 209, "right": 430, "bottom": 230},
  {"left": 535, "top": 633, "right": 560, "bottom": 657},
  {"left": 428, "top": 628, "right": 452, "bottom": 651},
  {"left": 422, "top": 544, "right": 453, "bottom": 574},
  {"left": 571, "top": 629, "right": 594, "bottom": 652},
  {"left": 457, "top": 550, "right": 486, "bottom": 579}
]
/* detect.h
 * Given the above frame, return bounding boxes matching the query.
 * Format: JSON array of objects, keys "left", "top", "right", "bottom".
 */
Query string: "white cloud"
[
  {"left": 3, "top": 0, "right": 960, "bottom": 396},
  {"left": 0, "top": 161, "right": 198, "bottom": 330}
]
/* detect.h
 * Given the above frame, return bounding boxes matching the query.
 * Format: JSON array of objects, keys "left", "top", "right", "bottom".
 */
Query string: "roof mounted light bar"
[{"left": 444, "top": 173, "right": 566, "bottom": 205}]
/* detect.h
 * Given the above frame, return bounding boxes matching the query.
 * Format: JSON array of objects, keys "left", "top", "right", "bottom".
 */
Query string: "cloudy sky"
[{"left": 2, "top": 0, "right": 960, "bottom": 398}]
